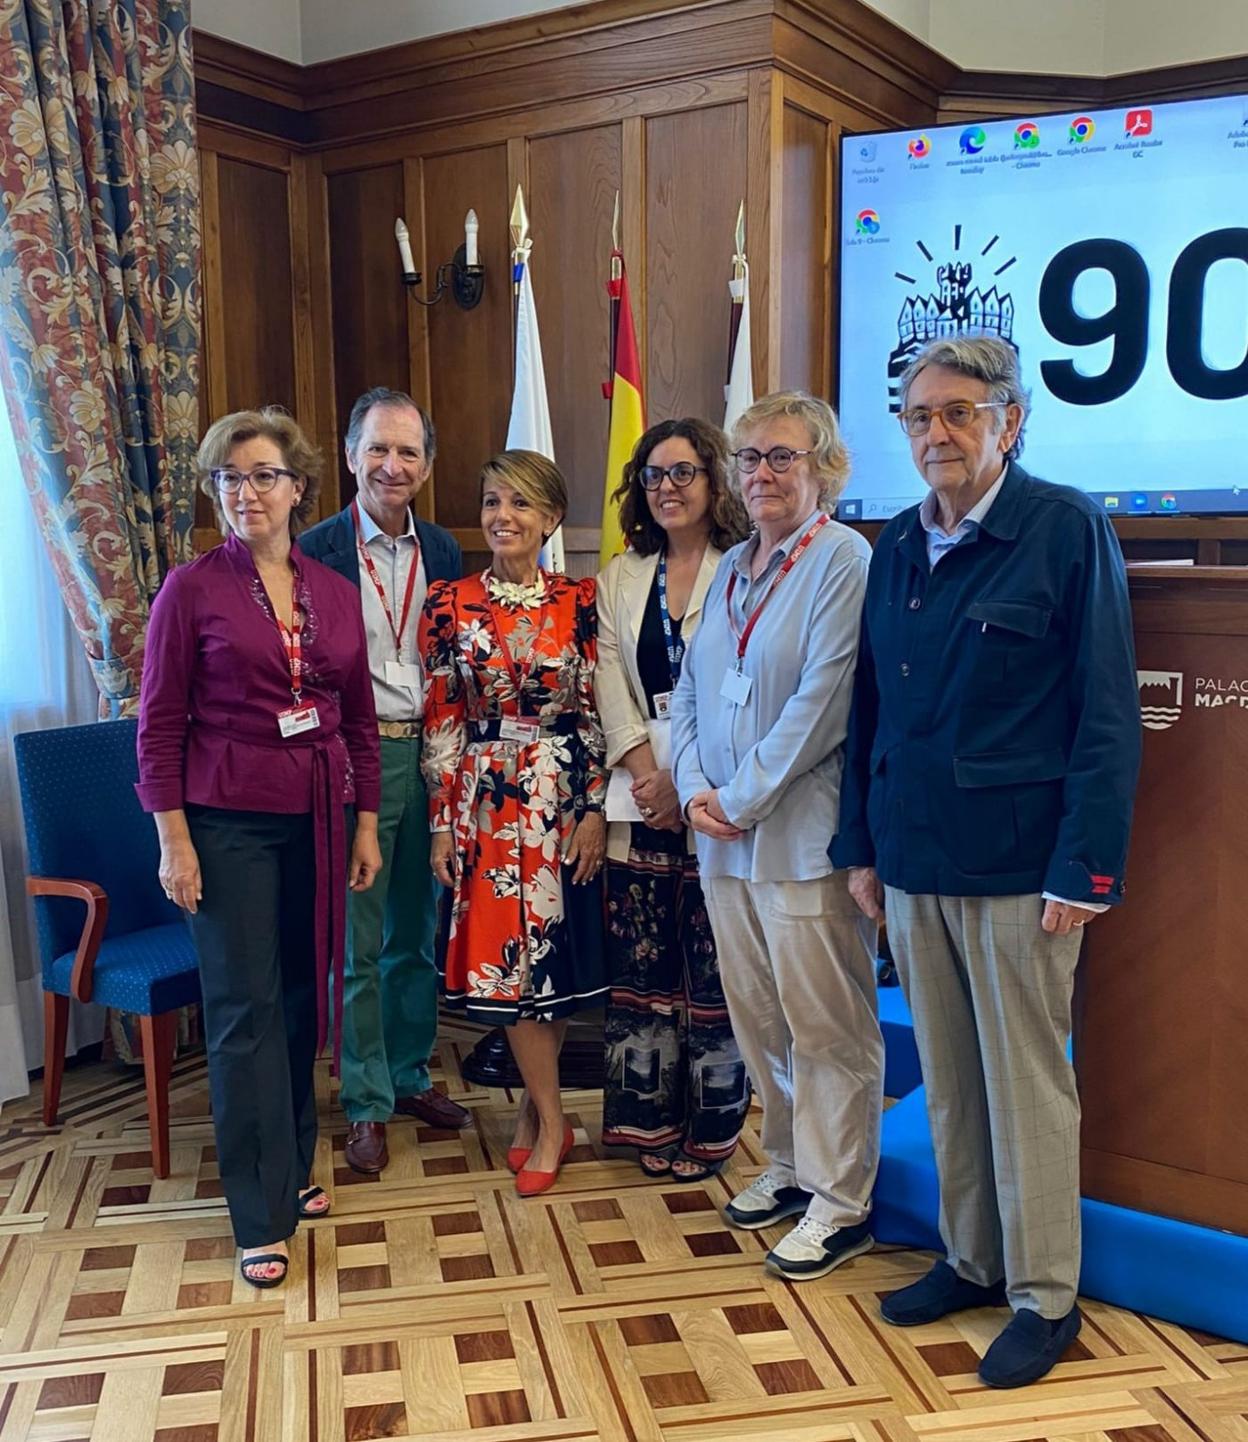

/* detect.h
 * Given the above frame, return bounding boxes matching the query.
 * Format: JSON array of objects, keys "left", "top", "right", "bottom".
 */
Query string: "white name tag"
[
  {"left": 653, "top": 690, "right": 673, "bottom": 719},
  {"left": 720, "top": 668, "right": 753, "bottom": 706},
  {"left": 499, "top": 716, "right": 541, "bottom": 744},
  {"left": 385, "top": 659, "right": 422, "bottom": 690},
  {"left": 277, "top": 703, "right": 320, "bottom": 738}
]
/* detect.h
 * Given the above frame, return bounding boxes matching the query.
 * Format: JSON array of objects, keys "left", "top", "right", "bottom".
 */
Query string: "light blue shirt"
[
  {"left": 918, "top": 467, "right": 1006, "bottom": 568},
  {"left": 671, "top": 512, "right": 870, "bottom": 882}
]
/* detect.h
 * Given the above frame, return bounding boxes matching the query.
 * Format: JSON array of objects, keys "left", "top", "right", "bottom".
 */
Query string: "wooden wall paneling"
[
  {"left": 621, "top": 115, "right": 646, "bottom": 398},
  {"left": 420, "top": 145, "right": 513, "bottom": 534},
  {"left": 645, "top": 103, "right": 750, "bottom": 425},
  {"left": 402, "top": 156, "right": 434, "bottom": 524},
  {"left": 778, "top": 100, "right": 833, "bottom": 395},
  {"left": 289, "top": 150, "right": 339, "bottom": 517},
  {"left": 747, "top": 70, "right": 782, "bottom": 397},
  {"left": 528, "top": 124, "right": 623, "bottom": 546},
  {"left": 325, "top": 163, "right": 410, "bottom": 510},
  {"left": 213, "top": 157, "right": 298, "bottom": 416}
]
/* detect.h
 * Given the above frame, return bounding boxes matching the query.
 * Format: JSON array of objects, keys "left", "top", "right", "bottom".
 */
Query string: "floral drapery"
[{"left": 0, "top": 0, "right": 200, "bottom": 716}]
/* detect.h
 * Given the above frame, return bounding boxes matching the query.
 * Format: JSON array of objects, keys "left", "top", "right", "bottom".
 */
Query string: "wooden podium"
[{"left": 1076, "top": 566, "right": 1248, "bottom": 1235}]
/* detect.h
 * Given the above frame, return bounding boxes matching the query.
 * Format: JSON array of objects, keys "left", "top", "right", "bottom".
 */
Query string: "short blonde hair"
[
  {"left": 479, "top": 449, "right": 568, "bottom": 532},
  {"left": 197, "top": 407, "right": 323, "bottom": 536},
  {"left": 730, "top": 391, "right": 851, "bottom": 508}
]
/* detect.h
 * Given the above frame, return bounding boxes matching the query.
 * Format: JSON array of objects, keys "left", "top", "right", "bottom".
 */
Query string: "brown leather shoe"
[
  {"left": 394, "top": 1088, "right": 471, "bottom": 1129},
  {"left": 344, "top": 1121, "right": 388, "bottom": 1174}
]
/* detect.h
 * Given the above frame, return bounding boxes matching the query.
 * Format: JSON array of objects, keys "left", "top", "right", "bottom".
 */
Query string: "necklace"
[{"left": 485, "top": 568, "right": 546, "bottom": 609}]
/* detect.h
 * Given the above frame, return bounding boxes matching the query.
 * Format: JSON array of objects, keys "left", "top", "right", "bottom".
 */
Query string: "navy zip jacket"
[
  {"left": 299, "top": 505, "right": 462, "bottom": 590},
  {"left": 830, "top": 461, "right": 1141, "bottom": 905}
]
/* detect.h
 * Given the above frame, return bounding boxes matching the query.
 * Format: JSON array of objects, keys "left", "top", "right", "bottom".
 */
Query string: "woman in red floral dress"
[{"left": 420, "top": 450, "right": 607, "bottom": 1194}]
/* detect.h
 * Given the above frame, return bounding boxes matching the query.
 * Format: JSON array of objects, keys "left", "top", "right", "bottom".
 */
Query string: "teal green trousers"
[{"left": 338, "top": 735, "right": 439, "bottom": 1121}]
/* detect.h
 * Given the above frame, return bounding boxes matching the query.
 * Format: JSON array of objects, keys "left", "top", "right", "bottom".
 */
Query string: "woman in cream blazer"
[{"left": 594, "top": 417, "right": 751, "bottom": 1181}]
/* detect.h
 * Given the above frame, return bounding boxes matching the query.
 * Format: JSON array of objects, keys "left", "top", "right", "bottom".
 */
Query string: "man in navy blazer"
[
  {"left": 833, "top": 337, "right": 1140, "bottom": 1388},
  {"left": 300, "top": 387, "right": 464, "bottom": 1174}
]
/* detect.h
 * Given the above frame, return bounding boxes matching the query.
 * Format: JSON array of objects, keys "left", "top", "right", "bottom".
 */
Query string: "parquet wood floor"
[{"left": 0, "top": 1020, "right": 1244, "bottom": 1442}]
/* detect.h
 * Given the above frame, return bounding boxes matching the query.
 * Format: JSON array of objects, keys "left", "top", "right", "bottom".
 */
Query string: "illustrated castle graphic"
[{"left": 887, "top": 258, "right": 1018, "bottom": 412}]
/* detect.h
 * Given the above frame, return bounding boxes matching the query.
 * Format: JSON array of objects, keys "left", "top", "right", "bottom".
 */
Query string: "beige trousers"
[
  {"left": 703, "top": 872, "right": 883, "bottom": 1228},
  {"left": 884, "top": 888, "right": 1084, "bottom": 1318}
]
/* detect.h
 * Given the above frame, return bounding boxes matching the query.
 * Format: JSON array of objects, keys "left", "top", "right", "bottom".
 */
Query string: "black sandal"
[
  {"left": 670, "top": 1156, "right": 725, "bottom": 1184},
  {"left": 639, "top": 1151, "right": 674, "bottom": 1177},
  {"left": 239, "top": 1252, "right": 289, "bottom": 1289},
  {"left": 297, "top": 1185, "right": 330, "bottom": 1219}
]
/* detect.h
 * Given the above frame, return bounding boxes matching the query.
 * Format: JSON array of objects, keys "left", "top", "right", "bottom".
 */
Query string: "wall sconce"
[{"left": 395, "top": 213, "right": 484, "bottom": 310}]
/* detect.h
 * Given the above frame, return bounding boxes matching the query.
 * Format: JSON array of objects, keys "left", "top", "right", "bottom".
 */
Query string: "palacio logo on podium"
[{"left": 1138, "top": 670, "right": 1183, "bottom": 729}]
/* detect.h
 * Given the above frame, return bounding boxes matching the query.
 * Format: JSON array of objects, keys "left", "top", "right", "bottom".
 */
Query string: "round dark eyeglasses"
[
  {"left": 897, "top": 401, "right": 1007, "bottom": 437},
  {"left": 640, "top": 462, "right": 707, "bottom": 491},
  {"left": 211, "top": 466, "right": 299, "bottom": 493},
  {"left": 731, "top": 447, "right": 812, "bottom": 474}
]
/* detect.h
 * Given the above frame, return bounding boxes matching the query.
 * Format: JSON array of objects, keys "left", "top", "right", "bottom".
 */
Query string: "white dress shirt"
[{"left": 355, "top": 503, "right": 427, "bottom": 722}]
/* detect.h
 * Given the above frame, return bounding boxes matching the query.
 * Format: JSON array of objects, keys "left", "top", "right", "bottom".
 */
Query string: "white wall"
[
  {"left": 192, "top": 0, "right": 302, "bottom": 62},
  {"left": 188, "top": 0, "right": 1248, "bottom": 73}
]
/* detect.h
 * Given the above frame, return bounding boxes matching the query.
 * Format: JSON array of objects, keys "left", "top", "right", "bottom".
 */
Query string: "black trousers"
[{"left": 186, "top": 805, "right": 319, "bottom": 1248}]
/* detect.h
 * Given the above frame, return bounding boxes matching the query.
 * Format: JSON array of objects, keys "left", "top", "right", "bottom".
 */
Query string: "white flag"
[
  {"left": 506, "top": 254, "right": 564, "bottom": 572},
  {"left": 723, "top": 262, "right": 755, "bottom": 435}
]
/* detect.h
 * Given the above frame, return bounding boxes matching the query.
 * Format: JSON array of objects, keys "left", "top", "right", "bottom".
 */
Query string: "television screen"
[{"left": 836, "top": 93, "right": 1248, "bottom": 521}]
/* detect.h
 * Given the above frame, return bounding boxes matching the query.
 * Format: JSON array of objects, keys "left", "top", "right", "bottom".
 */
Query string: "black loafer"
[
  {"left": 881, "top": 1259, "right": 1007, "bottom": 1326},
  {"left": 978, "top": 1305, "right": 1082, "bottom": 1389}
]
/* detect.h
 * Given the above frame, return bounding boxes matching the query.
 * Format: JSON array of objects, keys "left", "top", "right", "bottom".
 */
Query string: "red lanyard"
[
  {"left": 725, "top": 513, "right": 830, "bottom": 670},
  {"left": 483, "top": 574, "right": 547, "bottom": 716},
  {"left": 353, "top": 501, "right": 421, "bottom": 658},
  {"left": 274, "top": 575, "right": 304, "bottom": 700}
]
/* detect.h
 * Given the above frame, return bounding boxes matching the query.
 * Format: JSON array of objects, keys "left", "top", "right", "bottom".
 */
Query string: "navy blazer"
[
  {"left": 831, "top": 462, "right": 1141, "bottom": 905},
  {"left": 298, "top": 505, "right": 462, "bottom": 590}
]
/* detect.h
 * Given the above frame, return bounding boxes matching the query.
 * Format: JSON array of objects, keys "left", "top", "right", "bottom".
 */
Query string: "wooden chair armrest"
[{"left": 25, "top": 878, "right": 109, "bottom": 1003}]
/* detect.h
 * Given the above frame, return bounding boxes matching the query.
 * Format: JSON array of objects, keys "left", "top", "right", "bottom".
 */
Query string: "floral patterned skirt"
[{"left": 436, "top": 735, "right": 607, "bottom": 1025}]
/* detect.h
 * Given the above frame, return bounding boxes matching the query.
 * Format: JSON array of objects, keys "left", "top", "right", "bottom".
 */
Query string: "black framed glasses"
[
  {"left": 897, "top": 401, "right": 1007, "bottom": 437},
  {"left": 211, "top": 465, "right": 299, "bottom": 494},
  {"left": 639, "top": 462, "right": 707, "bottom": 491},
  {"left": 731, "top": 446, "right": 812, "bottom": 474}
]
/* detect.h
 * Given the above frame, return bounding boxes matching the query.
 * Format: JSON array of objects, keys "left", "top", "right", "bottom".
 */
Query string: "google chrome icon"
[
  {"left": 1014, "top": 122, "right": 1040, "bottom": 149},
  {"left": 907, "top": 135, "right": 931, "bottom": 159},
  {"left": 855, "top": 209, "right": 881, "bottom": 235},
  {"left": 1069, "top": 115, "right": 1096, "bottom": 143}
]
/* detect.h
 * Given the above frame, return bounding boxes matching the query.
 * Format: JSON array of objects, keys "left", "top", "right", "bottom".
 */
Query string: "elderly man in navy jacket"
[
  {"left": 833, "top": 336, "right": 1140, "bottom": 1389},
  {"left": 301, "top": 387, "right": 465, "bottom": 1175}
]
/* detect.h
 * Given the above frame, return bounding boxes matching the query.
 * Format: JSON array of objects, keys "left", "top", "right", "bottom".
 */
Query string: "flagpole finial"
[
  {"left": 733, "top": 200, "right": 747, "bottom": 283},
  {"left": 510, "top": 186, "right": 531, "bottom": 261}
]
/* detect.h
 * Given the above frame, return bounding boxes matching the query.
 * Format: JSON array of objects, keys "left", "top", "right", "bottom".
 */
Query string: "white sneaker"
[
  {"left": 723, "top": 1171, "right": 812, "bottom": 1230},
  {"left": 764, "top": 1215, "right": 874, "bottom": 1280}
]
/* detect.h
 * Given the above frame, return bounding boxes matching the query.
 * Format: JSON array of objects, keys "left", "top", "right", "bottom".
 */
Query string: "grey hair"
[
  {"left": 344, "top": 387, "right": 437, "bottom": 464},
  {"left": 900, "top": 335, "right": 1030, "bottom": 459}
]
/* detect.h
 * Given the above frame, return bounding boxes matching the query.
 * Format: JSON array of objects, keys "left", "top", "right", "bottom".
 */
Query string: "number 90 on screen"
[{"left": 1037, "top": 229, "right": 1248, "bottom": 405}]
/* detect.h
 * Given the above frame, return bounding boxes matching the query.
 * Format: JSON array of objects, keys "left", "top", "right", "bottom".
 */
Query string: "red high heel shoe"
[
  {"left": 506, "top": 1145, "right": 532, "bottom": 1174},
  {"left": 515, "top": 1122, "right": 575, "bottom": 1197}
]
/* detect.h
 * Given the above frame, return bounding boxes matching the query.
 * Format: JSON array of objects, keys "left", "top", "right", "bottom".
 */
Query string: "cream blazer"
[{"left": 594, "top": 544, "right": 724, "bottom": 861}]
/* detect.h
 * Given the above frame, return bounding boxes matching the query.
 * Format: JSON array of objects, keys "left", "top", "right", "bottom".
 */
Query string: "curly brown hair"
[
  {"left": 613, "top": 417, "right": 750, "bottom": 557},
  {"left": 197, "top": 407, "right": 323, "bottom": 537}
]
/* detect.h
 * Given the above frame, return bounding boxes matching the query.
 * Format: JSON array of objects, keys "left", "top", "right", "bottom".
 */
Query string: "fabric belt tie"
[
  {"left": 192, "top": 721, "right": 349, "bottom": 1075},
  {"left": 472, "top": 714, "right": 579, "bottom": 742},
  {"left": 378, "top": 720, "right": 421, "bottom": 739}
]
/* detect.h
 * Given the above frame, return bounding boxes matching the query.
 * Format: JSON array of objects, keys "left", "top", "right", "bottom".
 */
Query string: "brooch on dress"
[{"left": 485, "top": 570, "right": 547, "bottom": 609}]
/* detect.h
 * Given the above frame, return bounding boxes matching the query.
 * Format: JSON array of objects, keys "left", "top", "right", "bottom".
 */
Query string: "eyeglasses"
[
  {"left": 211, "top": 465, "right": 299, "bottom": 493},
  {"left": 731, "top": 447, "right": 812, "bottom": 474},
  {"left": 639, "top": 462, "right": 707, "bottom": 491},
  {"left": 897, "top": 401, "right": 1007, "bottom": 437}
]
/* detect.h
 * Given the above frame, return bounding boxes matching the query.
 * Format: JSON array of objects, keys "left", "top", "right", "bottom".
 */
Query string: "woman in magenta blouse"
[{"left": 137, "top": 408, "right": 382, "bottom": 1289}]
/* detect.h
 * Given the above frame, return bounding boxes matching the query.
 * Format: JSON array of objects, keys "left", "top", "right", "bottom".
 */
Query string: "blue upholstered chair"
[{"left": 14, "top": 719, "right": 201, "bottom": 1178}]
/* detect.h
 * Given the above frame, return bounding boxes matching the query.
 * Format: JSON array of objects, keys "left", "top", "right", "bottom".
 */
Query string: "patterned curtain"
[{"left": 0, "top": 0, "right": 200, "bottom": 718}]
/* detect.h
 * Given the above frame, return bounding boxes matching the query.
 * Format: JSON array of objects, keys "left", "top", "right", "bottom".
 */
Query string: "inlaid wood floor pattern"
[{"left": 0, "top": 1020, "right": 1244, "bottom": 1442}]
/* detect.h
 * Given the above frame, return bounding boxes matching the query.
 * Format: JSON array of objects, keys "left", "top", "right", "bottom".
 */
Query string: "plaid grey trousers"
[{"left": 884, "top": 889, "right": 1084, "bottom": 1318}]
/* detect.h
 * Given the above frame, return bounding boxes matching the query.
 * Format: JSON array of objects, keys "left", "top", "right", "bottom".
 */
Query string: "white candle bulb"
[
  {"left": 395, "top": 218, "right": 417, "bottom": 277},
  {"left": 465, "top": 209, "right": 479, "bottom": 269}
]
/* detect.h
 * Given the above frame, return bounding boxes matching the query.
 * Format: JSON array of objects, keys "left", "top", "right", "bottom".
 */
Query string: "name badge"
[
  {"left": 720, "top": 668, "right": 753, "bottom": 706},
  {"left": 385, "top": 659, "right": 422, "bottom": 690},
  {"left": 653, "top": 690, "right": 673, "bottom": 719},
  {"left": 499, "top": 716, "right": 541, "bottom": 745},
  {"left": 278, "top": 703, "right": 320, "bottom": 738}
]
